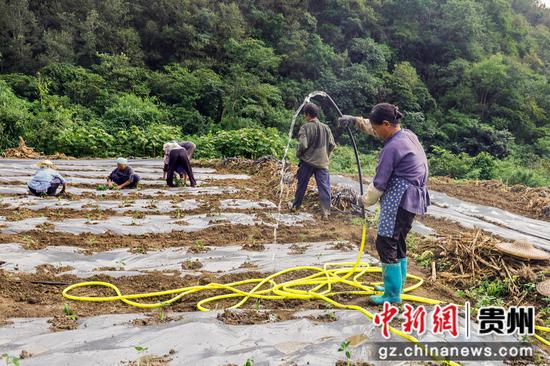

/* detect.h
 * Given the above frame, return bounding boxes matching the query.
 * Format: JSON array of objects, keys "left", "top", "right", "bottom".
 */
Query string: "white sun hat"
[{"left": 116, "top": 157, "right": 128, "bottom": 165}]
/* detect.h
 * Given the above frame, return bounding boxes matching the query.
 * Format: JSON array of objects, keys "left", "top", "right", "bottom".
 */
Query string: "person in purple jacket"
[{"left": 339, "top": 103, "right": 430, "bottom": 305}]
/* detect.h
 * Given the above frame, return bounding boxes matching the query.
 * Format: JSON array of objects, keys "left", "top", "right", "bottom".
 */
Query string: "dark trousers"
[
  {"left": 375, "top": 207, "right": 416, "bottom": 264},
  {"left": 111, "top": 176, "right": 140, "bottom": 189},
  {"left": 293, "top": 161, "right": 331, "bottom": 210},
  {"left": 167, "top": 148, "right": 196, "bottom": 187},
  {"left": 178, "top": 141, "right": 196, "bottom": 159},
  {"left": 28, "top": 183, "right": 61, "bottom": 197}
]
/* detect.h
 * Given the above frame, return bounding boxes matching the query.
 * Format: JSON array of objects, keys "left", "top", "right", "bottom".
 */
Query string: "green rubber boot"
[
  {"left": 374, "top": 257, "right": 408, "bottom": 293},
  {"left": 400, "top": 257, "right": 408, "bottom": 293},
  {"left": 370, "top": 262, "right": 402, "bottom": 305}
]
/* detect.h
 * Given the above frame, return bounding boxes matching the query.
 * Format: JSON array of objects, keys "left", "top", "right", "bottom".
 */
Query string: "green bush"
[
  {"left": 493, "top": 158, "right": 550, "bottom": 187},
  {"left": 428, "top": 146, "right": 475, "bottom": 179},
  {"left": 103, "top": 94, "right": 166, "bottom": 132},
  {"left": 329, "top": 145, "right": 377, "bottom": 176},
  {"left": 0, "top": 73, "right": 39, "bottom": 100},
  {"left": 471, "top": 152, "right": 496, "bottom": 180},
  {"left": 56, "top": 122, "right": 115, "bottom": 157},
  {"left": 21, "top": 94, "right": 75, "bottom": 154},
  {"left": 0, "top": 80, "right": 32, "bottom": 149},
  {"left": 193, "top": 128, "right": 285, "bottom": 159},
  {"left": 55, "top": 122, "right": 182, "bottom": 158},
  {"left": 112, "top": 123, "right": 183, "bottom": 157},
  {"left": 40, "top": 63, "right": 108, "bottom": 108},
  {"left": 429, "top": 145, "right": 550, "bottom": 186}
]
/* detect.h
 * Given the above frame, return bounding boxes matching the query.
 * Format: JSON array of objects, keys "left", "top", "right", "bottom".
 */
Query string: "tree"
[
  {"left": 225, "top": 38, "right": 281, "bottom": 81},
  {"left": 0, "top": 0, "right": 40, "bottom": 72},
  {"left": 380, "top": 62, "right": 436, "bottom": 113},
  {"left": 434, "top": 0, "right": 486, "bottom": 61},
  {"left": 349, "top": 37, "right": 391, "bottom": 74}
]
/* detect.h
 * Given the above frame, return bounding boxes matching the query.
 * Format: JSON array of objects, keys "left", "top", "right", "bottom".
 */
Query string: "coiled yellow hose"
[{"left": 63, "top": 224, "right": 549, "bottom": 363}]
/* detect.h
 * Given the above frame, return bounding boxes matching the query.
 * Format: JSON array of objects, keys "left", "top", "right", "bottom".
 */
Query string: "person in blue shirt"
[
  {"left": 27, "top": 160, "right": 67, "bottom": 196},
  {"left": 339, "top": 103, "right": 430, "bottom": 305}
]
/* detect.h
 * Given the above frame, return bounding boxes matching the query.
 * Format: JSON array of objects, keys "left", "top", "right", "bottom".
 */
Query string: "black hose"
[
  {"left": 345, "top": 125, "right": 366, "bottom": 217},
  {"left": 316, "top": 94, "right": 366, "bottom": 217}
]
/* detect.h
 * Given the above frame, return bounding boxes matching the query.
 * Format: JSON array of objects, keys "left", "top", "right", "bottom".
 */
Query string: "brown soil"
[
  {"left": 35, "top": 264, "right": 74, "bottom": 275},
  {"left": 216, "top": 309, "right": 295, "bottom": 325},
  {"left": 429, "top": 176, "right": 550, "bottom": 222},
  {"left": 288, "top": 243, "right": 309, "bottom": 254},
  {"left": 181, "top": 259, "right": 203, "bottom": 270},
  {"left": 36, "top": 221, "right": 55, "bottom": 231},
  {"left": 186, "top": 243, "right": 211, "bottom": 254},
  {"left": 241, "top": 241, "right": 266, "bottom": 251},
  {"left": 48, "top": 314, "right": 78, "bottom": 332},
  {"left": 3, "top": 208, "right": 36, "bottom": 221},
  {"left": 1, "top": 158, "right": 548, "bottom": 354},
  {"left": 239, "top": 261, "right": 258, "bottom": 269},
  {"left": 0, "top": 218, "right": 358, "bottom": 253},
  {"left": 121, "top": 353, "right": 173, "bottom": 366},
  {"left": 305, "top": 312, "right": 338, "bottom": 323},
  {"left": 129, "top": 312, "right": 184, "bottom": 327},
  {"left": 0, "top": 241, "right": 460, "bottom": 324},
  {"left": 328, "top": 240, "right": 356, "bottom": 252},
  {"left": 19, "top": 350, "right": 32, "bottom": 359}
]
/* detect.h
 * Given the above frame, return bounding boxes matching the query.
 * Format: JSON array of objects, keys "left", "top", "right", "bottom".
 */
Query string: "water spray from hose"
[{"left": 274, "top": 91, "right": 365, "bottom": 244}]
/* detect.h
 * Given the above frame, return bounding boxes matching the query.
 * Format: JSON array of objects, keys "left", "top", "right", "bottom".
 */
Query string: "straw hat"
[
  {"left": 36, "top": 160, "right": 57, "bottom": 169},
  {"left": 495, "top": 240, "right": 550, "bottom": 261},
  {"left": 537, "top": 279, "right": 550, "bottom": 297}
]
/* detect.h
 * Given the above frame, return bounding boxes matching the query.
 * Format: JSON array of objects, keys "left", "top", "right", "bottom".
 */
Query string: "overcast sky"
[{"left": 543, "top": 0, "right": 550, "bottom": 7}]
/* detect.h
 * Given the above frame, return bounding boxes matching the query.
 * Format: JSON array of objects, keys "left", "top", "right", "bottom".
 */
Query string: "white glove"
[
  {"left": 361, "top": 182, "right": 383, "bottom": 207},
  {"left": 356, "top": 117, "right": 376, "bottom": 137}
]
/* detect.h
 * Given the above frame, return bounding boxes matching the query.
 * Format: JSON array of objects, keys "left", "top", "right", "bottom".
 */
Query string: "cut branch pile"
[
  {"left": 508, "top": 183, "right": 550, "bottom": 218},
  {"left": 2, "top": 137, "right": 73, "bottom": 160},
  {"left": 331, "top": 186, "right": 363, "bottom": 215},
  {"left": 420, "top": 229, "right": 546, "bottom": 303},
  {"left": 2, "top": 137, "right": 41, "bottom": 158}
]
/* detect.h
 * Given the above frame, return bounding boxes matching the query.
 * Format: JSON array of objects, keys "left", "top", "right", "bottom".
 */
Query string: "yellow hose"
[{"left": 63, "top": 224, "right": 549, "bottom": 362}]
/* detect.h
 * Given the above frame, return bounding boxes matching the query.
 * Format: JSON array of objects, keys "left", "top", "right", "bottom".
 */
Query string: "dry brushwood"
[
  {"left": 331, "top": 186, "right": 363, "bottom": 215},
  {"left": 253, "top": 156, "right": 296, "bottom": 198},
  {"left": 2, "top": 137, "right": 41, "bottom": 158},
  {"left": 2, "top": 137, "right": 74, "bottom": 160},
  {"left": 420, "top": 229, "right": 548, "bottom": 302}
]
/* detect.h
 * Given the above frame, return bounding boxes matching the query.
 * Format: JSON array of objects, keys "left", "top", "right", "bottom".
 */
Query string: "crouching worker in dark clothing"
[
  {"left": 177, "top": 141, "right": 196, "bottom": 160},
  {"left": 163, "top": 142, "right": 196, "bottom": 187},
  {"left": 107, "top": 158, "right": 140, "bottom": 189},
  {"left": 291, "top": 102, "right": 336, "bottom": 219},
  {"left": 162, "top": 141, "right": 196, "bottom": 185},
  {"left": 28, "top": 160, "right": 67, "bottom": 196}
]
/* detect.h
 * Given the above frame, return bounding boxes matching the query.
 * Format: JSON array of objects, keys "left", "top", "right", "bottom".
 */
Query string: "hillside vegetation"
[{"left": 1, "top": 0, "right": 549, "bottom": 185}]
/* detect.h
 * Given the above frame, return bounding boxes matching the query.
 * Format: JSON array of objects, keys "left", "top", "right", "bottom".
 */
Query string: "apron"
[{"left": 377, "top": 176, "right": 411, "bottom": 238}]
